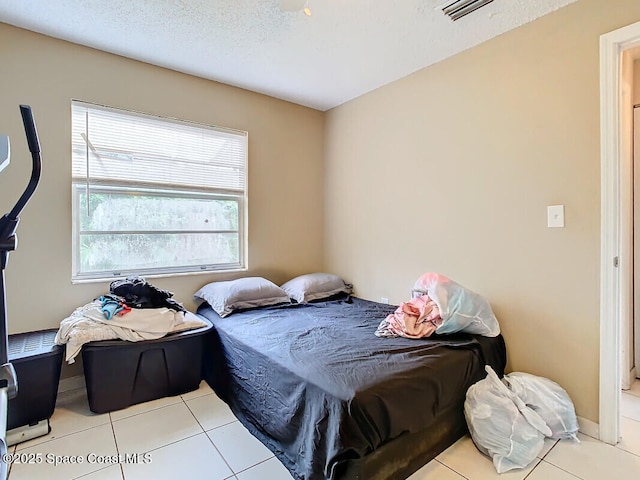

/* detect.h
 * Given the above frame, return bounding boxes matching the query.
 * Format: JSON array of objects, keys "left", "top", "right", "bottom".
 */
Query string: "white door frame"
[
  {"left": 634, "top": 107, "right": 640, "bottom": 381},
  {"left": 600, "top": 20, "right": 640, "bottom": 445}
]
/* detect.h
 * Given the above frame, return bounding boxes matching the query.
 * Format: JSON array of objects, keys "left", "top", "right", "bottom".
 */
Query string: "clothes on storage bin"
[
  {"left": 54, "top": 300, "right": 209, "bottom": 363},
  {"left": 98, "top": 294, "right": 131, "bottom": 319},
  {"left": 375, "top": 294, "right": 443, "bottom": 339},
  {"left": 110, "top": 276, "right": 186, "bottom": 312}
]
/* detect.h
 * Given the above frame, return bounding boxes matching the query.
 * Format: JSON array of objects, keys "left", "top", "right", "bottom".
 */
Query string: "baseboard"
[
  {"left": 57, "top": 375, "right": 84, "bottom": 393},
  {"left": 622, "top": 366, "right": 637, "bottom": 390},
  {"left": 577, "top": 416, "right": 599, "bottom": 440}
]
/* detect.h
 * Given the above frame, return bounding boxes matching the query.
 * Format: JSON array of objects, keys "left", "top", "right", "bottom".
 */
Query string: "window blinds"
[{"left": 71, "top": 101, "right": 247, "bottom": 194}]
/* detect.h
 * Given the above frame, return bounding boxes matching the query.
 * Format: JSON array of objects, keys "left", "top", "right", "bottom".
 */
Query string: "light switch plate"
[{"left": 547, "top": 205, "right": 565, "bottom": 228}]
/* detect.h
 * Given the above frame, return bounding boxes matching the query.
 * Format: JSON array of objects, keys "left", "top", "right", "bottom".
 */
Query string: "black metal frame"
[{"left": 0, "top": 105, "right": 42, "bottom": 480}]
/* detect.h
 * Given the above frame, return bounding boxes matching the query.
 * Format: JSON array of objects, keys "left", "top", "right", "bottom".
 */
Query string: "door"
[{"left": 635, "top": 105, "right": 640, "bottom": 377}]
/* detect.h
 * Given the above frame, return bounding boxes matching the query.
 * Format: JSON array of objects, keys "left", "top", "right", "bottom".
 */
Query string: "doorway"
[
  {"left": 600, "top": 20, "right": 640, "bottom": 446},
  {"left": 634, "top": 104, "right": 640, "bottom": 387}
]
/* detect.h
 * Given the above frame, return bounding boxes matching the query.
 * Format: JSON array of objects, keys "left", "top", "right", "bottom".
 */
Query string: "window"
[{"left": 71, "top": 101, "right": 247, "bottom": 281}]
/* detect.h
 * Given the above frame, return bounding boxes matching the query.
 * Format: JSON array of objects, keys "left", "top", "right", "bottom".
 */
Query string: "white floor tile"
[
  {"left": 181, "top": 381, "right": 214, "bottom": 401},
  {"left": 109, "top": 394, "right": 183, "bottom": 422},
  {"left": 617, "top": 415, "right": 640, "bottom": 457},
  {"left": 5, "top": 445, "right": 15, "bottom": 478},
  {"left": 15, "top": 388, "right": 110, "bottom": 450},
  {"left": 544, "top": 432, "right": 640, "bottom": 480},
  {"left": 112, "top": 402, "right": 203, "bottom": 454},
  {"left": 25, "top": 379, "right": 640, "bottom": 480},
  {"left": 8, "top": 423, "right": 117, "bottom": 480},
  {"left": 207, "top": 421, "right": 273, "bottom": 473},
  {"left": 407, "top": 459, "right": 466, "bottom": 479},
  {"left": 57, "top": 375, "right": 86, "bottom": 394},
  {"left": 76, "top": 464, "right": 124, "bottom": 479},
  {"left": 235, "top": 457, "right": 294, "bottom": 480},
  {"left": 621, "top": 391, "right": 640, "bottom": 421},
  {"left": 525, "top": 460, "right": 581, "bottom": 480},
  {"left": 122, "top": 433, "right": 232, "bottom": 480},
  {"left": 435, "top": 435, "right": 540, "bottom": 480},
  {"left": 186, "top": 393, "right": 236, "bottom": 431},
  {"left": 538, "top": 437, "right": 560, "bottom": 459}
]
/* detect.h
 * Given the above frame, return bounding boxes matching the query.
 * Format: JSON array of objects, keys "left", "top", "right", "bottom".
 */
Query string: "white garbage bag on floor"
[
  {"left": 502, "top": 372, "right": 579, "bottom": 441},
  {"left": 464, "top": 366, "right": 552, "bottom": 474}
]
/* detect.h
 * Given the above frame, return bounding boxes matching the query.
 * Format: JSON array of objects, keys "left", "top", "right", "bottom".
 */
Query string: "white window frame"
[{"left": 71, "top": 101, "right": 248, "bottom": 282}]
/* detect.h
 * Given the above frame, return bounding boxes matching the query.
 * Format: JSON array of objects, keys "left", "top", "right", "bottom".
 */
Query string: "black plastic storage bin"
[
  {"left": 7, "top": 329, "right": 64, "bottom": 431},
  {"left": 81, "top": 318, "right": 213, "bottom": 414}
]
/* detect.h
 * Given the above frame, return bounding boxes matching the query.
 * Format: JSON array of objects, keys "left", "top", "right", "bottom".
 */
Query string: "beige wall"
[
  {"left": 0, "top": 25, "right": 324, "bottom": 340},
  {"left": 3, "top": 0, "right": 639, "bottom": 423},
  {"left": 324, "top": 0, "right": 640, "bottom": 423}
]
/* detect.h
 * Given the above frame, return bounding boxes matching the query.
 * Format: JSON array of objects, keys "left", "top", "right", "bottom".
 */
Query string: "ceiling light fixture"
[{"left": 442, "top": 0, "right": 494, "bottom": 21}]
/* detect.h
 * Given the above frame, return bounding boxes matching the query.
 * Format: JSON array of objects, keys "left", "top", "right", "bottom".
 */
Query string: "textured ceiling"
[{"left": 0, "top": 0, "right": 578, "bottom": 111}]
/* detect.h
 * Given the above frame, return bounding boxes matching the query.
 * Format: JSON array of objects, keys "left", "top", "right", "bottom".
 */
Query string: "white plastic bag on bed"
[
  {"left": 464, "top": 366, "right": 552, "bottom": 474},
  {"left": 412, "top": 273, "right": 500, "bottom": 337},
  {"left": 502, "top": 372, "right": 579, "bottom": 441}
]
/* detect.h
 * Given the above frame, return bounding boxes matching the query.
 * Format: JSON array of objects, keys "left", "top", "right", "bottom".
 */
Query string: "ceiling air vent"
[{"left": 442, "top": 0, "right": 494, "bottom": 21}]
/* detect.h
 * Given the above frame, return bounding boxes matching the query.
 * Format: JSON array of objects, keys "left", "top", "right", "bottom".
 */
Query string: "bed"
[{"left": 197, "top": 295, "right": 506, "bottom": 480}]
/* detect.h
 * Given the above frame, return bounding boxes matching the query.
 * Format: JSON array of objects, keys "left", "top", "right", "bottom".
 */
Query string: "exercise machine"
[{"left": 0, "top": 106, "right": 42, "bottom": 480}]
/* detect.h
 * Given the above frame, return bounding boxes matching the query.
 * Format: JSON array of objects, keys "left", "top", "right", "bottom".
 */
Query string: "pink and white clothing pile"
[
  {"left": 375, "top": 272, "right": 501, "bottom": 339},
  {"left": 375, "top": 294, "right": 443, "bottom": 339}
]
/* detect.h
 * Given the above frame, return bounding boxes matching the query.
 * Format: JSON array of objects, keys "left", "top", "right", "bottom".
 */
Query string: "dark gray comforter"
[{"left": 198, "top": 296, "right": 506, "bottom": 480}]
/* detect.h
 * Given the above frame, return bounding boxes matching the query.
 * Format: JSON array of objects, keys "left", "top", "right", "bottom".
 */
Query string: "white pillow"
[
  {"left": 281, "top": 273, "right": 353, "bottom": 303},
  {"left": 193, "top": 277, "right": 290, "bottom": 317}
]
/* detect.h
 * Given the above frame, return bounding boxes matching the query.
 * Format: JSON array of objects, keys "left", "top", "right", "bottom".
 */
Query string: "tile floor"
[{"left": 5, "top": 380, "right": 640, "bottom": 480}]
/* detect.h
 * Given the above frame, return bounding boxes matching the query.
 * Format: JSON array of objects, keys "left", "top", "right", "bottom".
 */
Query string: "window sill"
[{"left": 71, "top": 267, "right": 248, "bottom": 285}]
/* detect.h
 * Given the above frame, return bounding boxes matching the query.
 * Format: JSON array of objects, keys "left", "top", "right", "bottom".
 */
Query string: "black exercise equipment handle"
[
  {"left": 6, "top": 106, "right": 41, "bottom": 222},
  {"left": 20, "top": 106, "right": 40, "bottom": 154}
]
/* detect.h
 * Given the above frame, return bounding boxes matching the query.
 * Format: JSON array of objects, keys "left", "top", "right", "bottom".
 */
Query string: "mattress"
[{"left": 198, "top": 296, "right": 506, "bottom": 480}]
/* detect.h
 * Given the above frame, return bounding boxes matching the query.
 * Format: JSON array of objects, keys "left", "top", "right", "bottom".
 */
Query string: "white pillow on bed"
[
  {"left": 193, "top": 277, "right": 290, "bottom": 317},
  {"left": 281, "top": 273, "right": 353, "bottom": 303}
]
